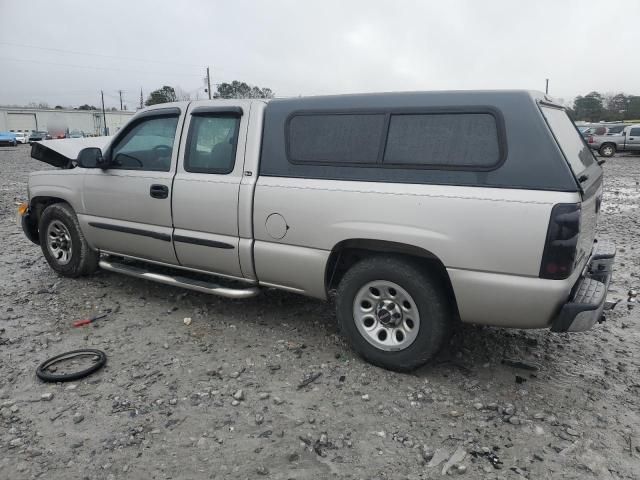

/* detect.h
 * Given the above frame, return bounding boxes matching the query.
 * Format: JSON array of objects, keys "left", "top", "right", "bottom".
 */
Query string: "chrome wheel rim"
[
  {"left": 353, "top": 280, "right": 420, "bottom": 351},
  {"left": 603, "top": 146, "right": 613, "bottom": 156},
  {"left": 46, "top": 220, "right": 73, "bottom": 265}
]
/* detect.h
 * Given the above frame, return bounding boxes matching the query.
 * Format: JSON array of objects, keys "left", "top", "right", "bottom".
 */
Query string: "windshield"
[{"left": 541, "top": 106, "right": 596, "bottom": 177}]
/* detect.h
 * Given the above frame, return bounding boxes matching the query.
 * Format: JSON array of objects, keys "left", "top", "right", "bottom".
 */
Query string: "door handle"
[{"left": 150, "top": 184, "right": 169, "bottom": 199}]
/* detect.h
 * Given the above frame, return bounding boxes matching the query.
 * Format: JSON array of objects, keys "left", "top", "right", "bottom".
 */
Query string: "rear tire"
[
  {"left": 38, "top": 203, "right": 99, "bottom": 277},
  {"left": 599, "top": 144, "right": 616, "bottom": 157},
  {"left": 336, "top": 256, "right": 452, "bottom": 372}
]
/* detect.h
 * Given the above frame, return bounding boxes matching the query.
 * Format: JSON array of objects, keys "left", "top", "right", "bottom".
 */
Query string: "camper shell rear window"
[{"left": 540, "top": 106, "right": 595, "bottom": 177}]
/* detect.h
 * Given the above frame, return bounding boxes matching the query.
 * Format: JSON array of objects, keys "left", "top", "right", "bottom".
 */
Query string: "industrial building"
[{"left": 0, "top": 106, "right": 134, "bottom": 137}]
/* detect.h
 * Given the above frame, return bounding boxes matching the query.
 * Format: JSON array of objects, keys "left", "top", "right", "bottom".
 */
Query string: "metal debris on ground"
[
  {"left": 72, "top": 310, "right": 110, "bottom": 327},
  {"left": 297, "top": 372, "right": 322, "bottom": 389}
]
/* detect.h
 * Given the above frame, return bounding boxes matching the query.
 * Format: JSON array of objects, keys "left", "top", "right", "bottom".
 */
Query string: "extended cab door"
[
  {"left": 79, "top": 106, "right": 185, "bottom": 264},
  {"left": 626, "top": 126, "right": 640, "bottom": 151},
  {"left": 171, "top": 102, "right": 248, "bottom": 279}
]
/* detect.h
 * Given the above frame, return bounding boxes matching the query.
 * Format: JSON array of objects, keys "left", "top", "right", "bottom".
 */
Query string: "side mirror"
[{"left": 77, "top": 147, "right": 107, "bottom": 168}]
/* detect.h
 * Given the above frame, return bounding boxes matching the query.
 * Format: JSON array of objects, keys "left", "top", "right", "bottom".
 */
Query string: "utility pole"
[
  {"left": 118, "top": 90, "right": 123, "bottom": 111},
  {"left": 206, "top": 66, "right": 212, "bottom": 100},
  {"left": 545, "top": 78, "right": 549, "bottom": 94},
  {"left": 139, "top": 88, "right": 144, "bottom": 109},
  {"left": 101, "top": 90, "right": 107, "bottom": 136}
]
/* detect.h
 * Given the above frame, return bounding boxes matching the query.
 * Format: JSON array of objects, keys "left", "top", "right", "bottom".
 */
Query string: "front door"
[
  {"left": 171, "top": 102, "right": 247, "bottom": 279},
  {"left": 79, "top": 107, "right": 184, "bottom": 264}
]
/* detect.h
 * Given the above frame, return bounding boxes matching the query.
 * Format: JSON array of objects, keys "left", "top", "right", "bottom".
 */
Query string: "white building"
[{"left": 0, "top": 106, "right": 134, "bottom": 136}]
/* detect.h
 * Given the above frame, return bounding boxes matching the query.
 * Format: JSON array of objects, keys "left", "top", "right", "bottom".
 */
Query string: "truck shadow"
[{"left": 89, "top": 270, "right": 576, "bottom": 382}]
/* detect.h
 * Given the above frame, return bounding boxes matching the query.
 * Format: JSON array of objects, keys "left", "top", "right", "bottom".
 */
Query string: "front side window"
[
  {"left": 110, "top": 116, "right": 179, "bottom": 171},
  {"left": 184, "top": 115, "right": 240, "bottom": 174}
]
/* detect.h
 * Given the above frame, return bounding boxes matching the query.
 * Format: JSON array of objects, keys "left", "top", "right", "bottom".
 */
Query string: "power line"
[
  {"left": 0, "top": 41, "right": 202, "bottom": 68},
  {"left": 0, "top": 56, "right": 203, "bottom": 77}
]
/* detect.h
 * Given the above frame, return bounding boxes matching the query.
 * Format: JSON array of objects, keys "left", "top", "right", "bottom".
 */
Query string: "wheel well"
[
  {"left": 30, "top": 196, "right": 68, "bottom": 224},
  {"left": 600, "top": 142, "right": 616, "bottom": 150},
  {"left": 325, "top": 239, "right": 459, "bottom": 316}
]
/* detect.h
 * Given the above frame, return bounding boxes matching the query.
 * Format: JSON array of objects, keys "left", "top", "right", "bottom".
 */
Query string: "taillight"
[
  {"left": 587, "top": 135, "right": 594, "bottom": 144},
  {"left": 539, "top": 203, "right": 581, "bottom": 280}
]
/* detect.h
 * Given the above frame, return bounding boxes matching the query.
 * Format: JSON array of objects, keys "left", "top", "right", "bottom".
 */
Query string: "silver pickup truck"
[
  {"left": 19, "top": 91, "right": 615, "bottom": 371},
  {"left": 587, "top": 124, "right": 640, "bottom": 157}
]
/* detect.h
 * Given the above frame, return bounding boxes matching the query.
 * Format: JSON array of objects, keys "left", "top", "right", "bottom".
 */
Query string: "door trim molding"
[
  {"left": 173, "top": 234, "right": 235, "bottom": 249},
  {"left": 88, "top": 222, "right": 171, "bottom": 242}
]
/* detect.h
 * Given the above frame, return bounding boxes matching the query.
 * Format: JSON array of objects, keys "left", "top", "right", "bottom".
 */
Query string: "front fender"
[{"left": 29, "top": 171, "right": 85, "bottom": 214}]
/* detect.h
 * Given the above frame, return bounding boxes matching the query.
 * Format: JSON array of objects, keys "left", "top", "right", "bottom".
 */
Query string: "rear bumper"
[{"left": 551, "top": 240, "right": 616, "bottom": 332}]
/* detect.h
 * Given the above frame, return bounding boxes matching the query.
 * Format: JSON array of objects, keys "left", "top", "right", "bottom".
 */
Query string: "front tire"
[
  {"left": 38, "top": 203, "right": 99, "bottom": 277},
  {"left": 599, "top": 144, "right": 616, "bottom": 157},
  {"left": 336, "top": 256, "right": 452, "bottom": 372}
]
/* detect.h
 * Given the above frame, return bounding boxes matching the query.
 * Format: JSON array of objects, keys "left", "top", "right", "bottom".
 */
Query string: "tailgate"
[
  {"left": 575, "top": 177, "right": 602, "bottom": 270},
  {"left": 539, "top": 105, "right": 603, "bottom": 271}
]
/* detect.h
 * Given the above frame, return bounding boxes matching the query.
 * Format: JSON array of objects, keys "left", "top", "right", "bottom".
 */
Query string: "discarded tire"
[{"left": 36, "top": 349, "right": 107, "bottom": 383}]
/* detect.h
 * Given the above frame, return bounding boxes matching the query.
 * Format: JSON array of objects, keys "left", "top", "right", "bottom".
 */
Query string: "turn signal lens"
[{"left": 17, "top": 202, "right": 28, "bottom": 216}]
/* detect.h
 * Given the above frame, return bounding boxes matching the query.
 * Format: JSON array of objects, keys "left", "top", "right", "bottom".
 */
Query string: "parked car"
[
  {"left": 604, "top": 123, "right": 626, "bottom": 135},
  {"left": 0, "top": 131, "right": 17, "bottom": 146},
  {"left": 12, "top": 131, "right": 29, "bottom": 144},
  {"left": 28, "top": 131, "right": 51, "bottom": 143},
  {"left": 19, "top": 91, "right": 615, "bottom": 371},
  {"left": 579, "top": 125, "right": 607, "bottom": 138},
  {"left": 587, "top": 124, "right": 640, "bottom": 157},
  {"left": 68, "top": 130, "right": 85, "bottom": 138}
]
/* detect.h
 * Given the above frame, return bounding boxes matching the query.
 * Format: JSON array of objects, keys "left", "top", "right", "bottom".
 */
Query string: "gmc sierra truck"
[
  {"left": 18, "top": 91, "right": 615, "bottom": 371},
  {"left": 588, "top": 124, "right": 640, "bottom": 157}
]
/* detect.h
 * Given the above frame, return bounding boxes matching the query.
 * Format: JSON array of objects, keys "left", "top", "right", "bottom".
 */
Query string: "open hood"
[{"left": 31, "top": 137, "right": 112, "bottom": 168}]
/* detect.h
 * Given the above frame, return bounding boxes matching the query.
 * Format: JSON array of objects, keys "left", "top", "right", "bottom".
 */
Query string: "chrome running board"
[{"left": 98, "top": 258, "right": 260, "bottom": 299}]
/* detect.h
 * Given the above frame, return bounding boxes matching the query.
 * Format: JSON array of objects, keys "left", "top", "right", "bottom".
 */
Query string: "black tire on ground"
[
  {"left": 36, "top": 349, "right": 107, "bottom": 383},
  {"left": 38, "top": 202, "right": 99, "bottom": 277},
  {"left": 336, "top": 256, "right": 452, "bottom": 372},
  {"left": 599, "top": 144, "right": 616, "bottom": 157}
]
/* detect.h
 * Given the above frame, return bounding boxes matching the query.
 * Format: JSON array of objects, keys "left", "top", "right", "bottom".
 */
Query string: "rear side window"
[
  {"left": 286, "top": 110, "right": 503, "bottom": 170},
  {"left": 383, "top": 113, "right": 500, "bottom": 167},
  {"left": 541, "top": 106, "right": 595, "bottom": 176},
  {"left": 288, "top": 114, "right": 385, "bottom": 164},
  {"left": 629, "top": 127, "right": 640, "bottom": 136},
  {"left": 184, "top": 115, "right": 240, "bottom": 174}
]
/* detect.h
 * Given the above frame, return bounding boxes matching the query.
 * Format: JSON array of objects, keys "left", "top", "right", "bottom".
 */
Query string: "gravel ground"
[{"left": 1, "top": 145, "right": 639, "bottom": 480}]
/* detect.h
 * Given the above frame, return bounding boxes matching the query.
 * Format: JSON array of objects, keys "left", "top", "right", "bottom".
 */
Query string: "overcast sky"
[{"left": 1, "top": 0, "right": 638, "bottom": 110}]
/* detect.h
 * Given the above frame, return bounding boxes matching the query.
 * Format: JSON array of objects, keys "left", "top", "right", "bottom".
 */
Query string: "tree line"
[
  {"left": 569, "top": 92, "right": 640, "bottom": 122},
  {"left": 145, "top": 81, "right": 274, "bottom": 106}
]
